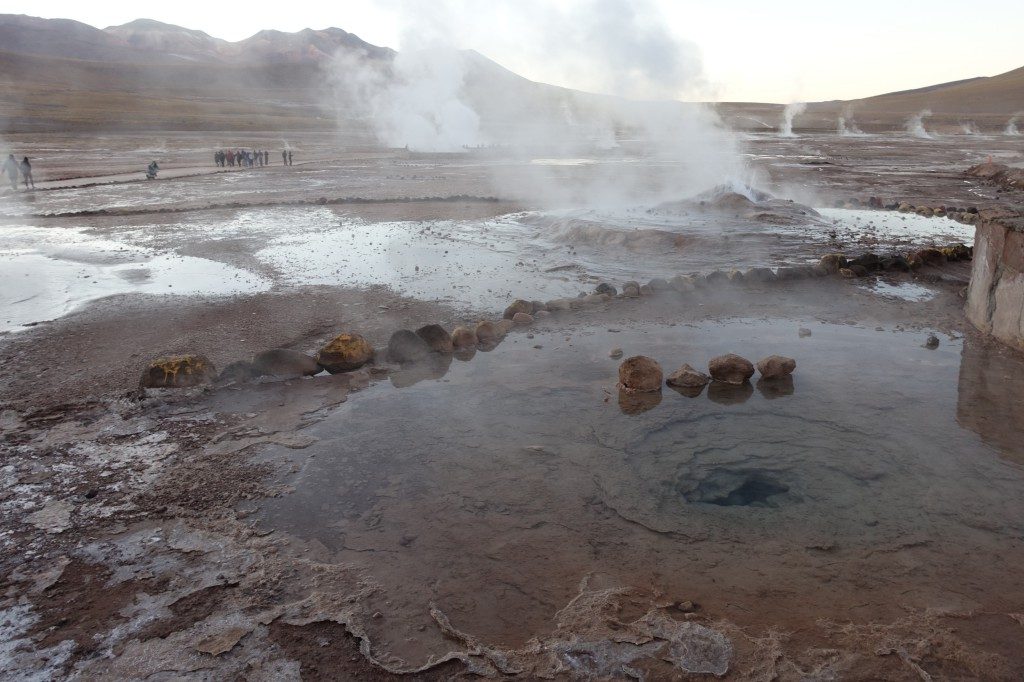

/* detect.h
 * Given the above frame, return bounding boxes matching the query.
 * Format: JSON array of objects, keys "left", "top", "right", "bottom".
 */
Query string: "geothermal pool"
[{"left": 247, "top": 319, "right": 1024, "bottom": 675}]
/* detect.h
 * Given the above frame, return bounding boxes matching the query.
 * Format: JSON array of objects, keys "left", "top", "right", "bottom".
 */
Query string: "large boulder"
[
  {"left": 416, "top": 324, "right": 453, "bottom": 354},
  {"left": 316, "top": 333, "right": 374, "bottom": 373},
  {"left": 141, "top": 354, "right": 217, "bottom": 388},
  {"left": 252, "top": 349, "right": 320, "bottom": 377},
  {"left": 756, "top": 355, "right": 796, "bottom": 379},
  {"left": 666, "top": 363, "right": 711, "bottom": 389},
  {"left": 622, "top": 281, "right": 641, "bottom": 298},
  {"left": 451, "top": 326, "right": 477, "bottom": 349},
  {"left": 387, "top": 329, "right": 431, "bottom": 363},
  {"left": 708, "top": 354, "right": 755, "bottom": 385},
  {"left": 503, "top": 299, "right": 533, "bottom": 320},
  {"left": 617, "top": 356, "right": 663, "bottom": 393}
]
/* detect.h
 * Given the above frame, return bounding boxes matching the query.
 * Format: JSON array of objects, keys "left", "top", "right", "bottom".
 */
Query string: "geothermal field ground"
[{"left": 2, "top": 126, "right": 1024, "bottom": 680}]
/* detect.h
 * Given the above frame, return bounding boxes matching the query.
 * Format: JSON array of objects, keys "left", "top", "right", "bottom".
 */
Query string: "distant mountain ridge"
[
  {"left": 0, "top": 14, "right": 392, "bottom": 64},
  {"left": 0, "top": 13, "right": 1021, "bottom": 134}
]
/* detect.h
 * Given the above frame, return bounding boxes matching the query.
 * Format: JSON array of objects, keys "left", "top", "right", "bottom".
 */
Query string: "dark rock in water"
[
  {"left": 669, "top": 382, "right": 706, "bottom": 398},
  {"left": 218, "top": 361, "right": 260, "bottom": 384},
  {"left": 416, "top": 324, "right": 453, "bottom": 354},
  {"left": 512, "top": 312, "right": 534, "bottom": 326},
  {"left": 595, "top": 282, "right": 617, "bottom": 296},
  {"left": 453, "top": 347, "right": 476, "bottom": 362},
  {"left": 913, "top": 248, "right": 946, "bottom": 266},
  {"left": 387, "top": 329, "right": 431, "bottom": 364},
  {"left": 849, "top": 253, "right": 882, "bottom": 271},
  {"left": 316, "top": 333, "right": 374, "bottom": 373},
  {"left": 618, "top": 356, "right": 663, "bottom": 393},
  {"left": 503, "top": 299, "right": 533, "bottom": 320},
  {"left": 252, "top": 349, "right": 319, "bottom": 377},
  {"left": 881, "top": 256, "right": 911, "bottom": 272},
  {"left": 726, "top": 269, "right": 745, "bottom": 284},
  {"left": 669, "top": 274, "right": 697, "bottom": 292},
  {"left": 941, "top": 243, "right": 971, "bottom": 261},
  {"left": 798, "top": 327, "right": 812, "bottom": 338},
  {"left": 609, "top": 347, "right": 624, "bottom": 359},
  {"left": 818, "top": 254, "right": 847, "bottom": 274},
  {"left": 451, "top": 326, "right": 477, "bottom": 349},
  {"left": 618, "top": 389, "right": 662, "bottom": 415},
  {"left": 774, "top": 267, "right": 804, "bottom": 281},
  {"left": 745, "top": 267, "right": 778, "bottom": 283},
  {"left": 708, "top": 381, "right": 754, "bottom": 405},
  {"left": 756, "top": 355, "right": 796, "bottom": 379},
  {"left": 757, "top": 376, "right": 795, "bottom": 399},
  {"left": 531, "top": 300, "right": 546, "bottom": 313},
  {"left": 141, "top": 354, "right": 217, "bottom": 388},
  {"left": 848, "top": 264, "right": 868, "bottom": 277},
  {"left": 648, "top": 277, "right": 670, "bottom": 291},
  {"left": 704, "top": 270, "right": 729, "bottom": 285},
  {"left": 924, "top": 335, "right": 940, "bottom": 349},
  {"left": 390, "top": 353, "right": 453, "bottom": 388},
  {"left": 622, "top": 281, "right": 641, "bottom": 298},
  {"left": 475, "top": 321, "right": 499, "bottom": 344},
  {"left": 838, "top": 267, "right": 858, "bottom": 279},
  {"left": 708, "top": 354, "right": 754, "bottom": 385},
  {"left": 666, "top": 363, "right": 711, "bottom": 389},
  {"left": 639, "top": 284, "right": 654, "bottom": 296}
]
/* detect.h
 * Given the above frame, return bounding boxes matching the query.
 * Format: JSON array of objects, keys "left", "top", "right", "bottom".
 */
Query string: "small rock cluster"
[
  {"left": 617, "top": 353, "right": 795, "bottom": 397},
  {"left": 834, "top": 194, "right": 984, "bottom": 224}
]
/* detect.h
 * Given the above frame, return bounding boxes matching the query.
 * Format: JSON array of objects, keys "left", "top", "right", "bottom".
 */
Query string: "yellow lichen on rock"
[
  {"left": 140, "top": 354, "right": 217, "bottom": 388},
  {"left": 316, "top": 333, "right": 374, "bottom": 373}
]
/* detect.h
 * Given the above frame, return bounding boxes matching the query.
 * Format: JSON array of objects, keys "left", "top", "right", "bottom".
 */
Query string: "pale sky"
[{"left": 4, "top": 0, "right": 1022, "bottom": 103}]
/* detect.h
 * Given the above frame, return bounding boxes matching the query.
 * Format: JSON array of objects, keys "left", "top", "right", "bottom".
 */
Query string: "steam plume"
[
  {"left": 906, "top": 109, "right": 934, "bottom": 139},
  {"left": 960, "top": 120, "right": 980, "bottom": 135},
  {"left": 837, "top": 107, "right": 864, "bottom": 136},
  {"left": 779, "top": 102, "right": 806, "bottom": 137},
  {"left": 1007, "top": 113, "right": 1022, "bottom": 136}
]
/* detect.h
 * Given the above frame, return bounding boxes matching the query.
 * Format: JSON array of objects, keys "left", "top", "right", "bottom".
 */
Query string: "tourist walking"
[
  {"left": 2, "top": 154, "right": 18, "bottom": 190},
  {"left": 282, "top": 149, "right": 287, "bottom": 165},
  {"left": 19, "top": 157, "right": 34, "bottom": 189},
  {"left": 146, "top": 161, "right": 159, "bottom": 180},
  {"left": 288, "top": 150, "right": 293, "bottom": 166}
]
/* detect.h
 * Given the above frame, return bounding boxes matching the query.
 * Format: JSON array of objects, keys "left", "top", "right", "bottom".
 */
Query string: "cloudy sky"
[{"left": 5, "top": 0, "right": 1022, "bottom": 103}]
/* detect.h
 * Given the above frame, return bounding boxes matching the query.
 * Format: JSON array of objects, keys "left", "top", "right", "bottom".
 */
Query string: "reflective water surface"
[{"left": 253, "top": 319, "right": 1024, "bottom": 672}]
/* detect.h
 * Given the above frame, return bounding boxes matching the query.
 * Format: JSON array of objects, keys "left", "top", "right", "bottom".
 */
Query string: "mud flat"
[{"left": 2, "top": 132, "right": 1024, "bottom": 679}]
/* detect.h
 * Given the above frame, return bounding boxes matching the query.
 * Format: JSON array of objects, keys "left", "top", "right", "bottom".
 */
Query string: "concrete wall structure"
[{"left": 966, "top": 209, "right": 1024, "bottom": 351}]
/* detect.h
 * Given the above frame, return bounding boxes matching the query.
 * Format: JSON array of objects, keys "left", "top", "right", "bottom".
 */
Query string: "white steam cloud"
[
  {"left": 960, "top": 120, "right": 980, "bottom": 135},
  {"left": 328, "top": 0, "right": 749, "bottom": 205},
  {"left": 332, "top": 46, "right": 480, "bottom": 152},
  {"left": 1006, "top": 113, "right": 1022, "bottom": 136},
  {"left": 906, "top": 109, "right": 934, "bottom": 139},
  {"left": 837, "top": 106, "right": 864, "bottom": 136},
  {"left": 779, "top": 102, "right": 806, "bottom": 138}
]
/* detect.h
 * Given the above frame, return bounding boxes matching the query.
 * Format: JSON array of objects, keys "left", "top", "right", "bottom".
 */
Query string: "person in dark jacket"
[{"left": 19, "top": 157, "right": 34, "bottom": 189}]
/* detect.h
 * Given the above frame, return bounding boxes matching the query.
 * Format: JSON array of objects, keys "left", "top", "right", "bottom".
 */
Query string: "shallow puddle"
[{"left": 253, "top": 319, "right": 1024, "bottom": 667}]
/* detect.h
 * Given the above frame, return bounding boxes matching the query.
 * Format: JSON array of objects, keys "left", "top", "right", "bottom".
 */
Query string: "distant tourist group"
[
  {"left": 213, "top": 149, "right": 293, "bottom": 167},
  {"left": 2, "top": 154, "right": 35, "bottom": 190}
]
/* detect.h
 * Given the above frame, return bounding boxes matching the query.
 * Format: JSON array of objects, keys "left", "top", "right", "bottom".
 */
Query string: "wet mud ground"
[{"left": 1, "top": 131, "right": 1024, "bottom": 679}]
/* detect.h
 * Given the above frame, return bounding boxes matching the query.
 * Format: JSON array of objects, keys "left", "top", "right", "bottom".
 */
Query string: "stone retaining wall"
[{"left": 966, "top": 209, "right": 1024, "bottom": 351}]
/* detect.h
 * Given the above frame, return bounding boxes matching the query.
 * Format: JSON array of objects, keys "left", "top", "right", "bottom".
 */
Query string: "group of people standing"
[
  {"left": 2, "top": 154, "right": 35, "bottom": 190},
  {"left": 214, "top": 149, "right": 293, "bottom": 168}
]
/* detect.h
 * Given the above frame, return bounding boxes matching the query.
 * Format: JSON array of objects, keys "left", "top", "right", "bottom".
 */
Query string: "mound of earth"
[
  {"left": 654, "top": 184, "right": 822, "bottom": 224},
  {"left": 966, "top": 162, "right": 1024, "bottom": 191}
]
